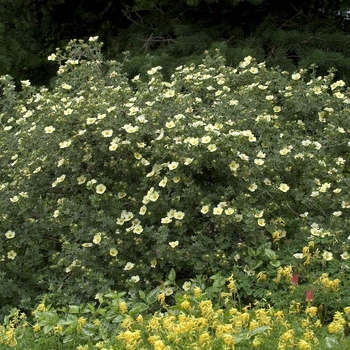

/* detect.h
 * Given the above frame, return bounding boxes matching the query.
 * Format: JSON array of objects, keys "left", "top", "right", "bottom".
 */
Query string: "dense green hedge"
[{"left": 1, "top": 38, "right": 350, "bottom": 319}]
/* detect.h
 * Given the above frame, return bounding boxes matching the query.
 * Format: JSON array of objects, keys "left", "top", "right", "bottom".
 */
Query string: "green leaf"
[
  {"left": 68, "top": 305, "right": 80, "bottom": 314},
  {"left": 43, "top": 324, "right": 54, "bottom": 334},
  {"left": 325, "top": 336, "right": 340, "bottom": 348},
  {"left": 112, "top": 315, "right": 124, "bottom": 323},
  {"left": 129, "top": 302, "right": 149, "bottom": 317},
  {"left": 167, "top": 268, "right": 176, "bottom": 282},
  {"left": 63, "top": 334, "right": 75, "bottom": 343},
  {"left": 248, "top": 247, "right": 256, "bottom": 257},
  {"left": 248, "top": 326, "right": 270, "bottom": 338},
  {"left": 145, "top": 288, "right": 159, "bottom": 305},
  {"left": 253, "top": 260, "right": 263, "bottom": 270},
  {"left": 270, "top": 260, "right": 281, "bottom": 267},
  {"left": 81, "top": 327, "right": 96, "bottom": 338},
  {"left": 210, "top": 273, "right": 226, "bottom": 288},
  {"left": 139, "top": 290, "right": 146, "bottom": 300},
  {"left": 104, "top": 292, "right": 119, "bottom": 299},
  {"left": 265, "top": 248, "right": 278, "bottom": 260}
]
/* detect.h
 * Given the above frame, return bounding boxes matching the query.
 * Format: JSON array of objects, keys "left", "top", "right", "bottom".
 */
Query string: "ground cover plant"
[
  {"left": 1, "top": 37, "right": 350, "bottom": 347},
  {"left": 1, "top": 273, "right": 350, "bottom": 349}
]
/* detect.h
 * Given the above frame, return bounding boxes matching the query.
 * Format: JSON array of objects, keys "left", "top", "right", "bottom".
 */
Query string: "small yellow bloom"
[
  {"left": 7, "top": 250, "right": 17, "bottom": 260},
  {"left": 279, "top": 183, "right": 290, "bottom": 192},
  {"left": 33, "top": 323, "right": 41, "bottom": 332},
  {"left": 109, "top": 248, "right": 118, "bottom": 257},
  {"left": 96, "top": 184, "right": 106, "bottom": 194},
  {"left": 169, "top": 241, "right": 179, "bottom": 248},
  {"left": 5, "top": 230, "right": 15, "bottom": 239}
]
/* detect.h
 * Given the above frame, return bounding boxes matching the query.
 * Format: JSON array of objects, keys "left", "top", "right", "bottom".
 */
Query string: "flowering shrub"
[{"left": 1, "top": 37, "right": 350, "bottom": 315}]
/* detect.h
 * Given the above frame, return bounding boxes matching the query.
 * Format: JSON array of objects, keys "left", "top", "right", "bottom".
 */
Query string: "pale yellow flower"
[
  {"left": 292, "top": 73, "right": 301, "bottom": 80},
  {"left": 77, "top": 175, "right": 86, "bottom": 185},
  {"left": 44, "top": 126, "right": 55, "bottom": 133},
  {"left": 213, "top": 207, "right": 223, "bottom": 215},
  {"left": 161, "top": 217, "right": 172, "bottom": 224},
  {"left": 139, "top": 205, "right": 147, "bottom": 215},
  {"left": 279, "top": 183, "right": 290, "bottom": 192},
  {"left": 5, "top": 230, "right": 15, "bottom": 239},
  {"left": 168, "top": 161, "right": 179, "bottom": 170},
  {"left": 96, "top": 184, "right": 106, "bottom": 194},
  {"left": 174, "top": 211, "right": 185, "bottom": 220},
  {"left": 93, "top": 234, "right": 102, "bottom": 244},
  {"left": 124, "top": 262, "right": 134, "bottom": 270},
  {"left": 109, "top": 248, "right": 118, "bottom": 257},
  {"left": 59, "top": 140, "right": 72, "bottom": 148},
  {"left": 201, "top": 205, "right": 209, "bottom": 214},
  {"left": 102, "top": 129, "right": 113, "bottom": 137},
  {"left": 169, "top": 241, "right": 179, "bottom": 248},
  {"left": 7, "top": 250, "right": 17, "bottom": 260}
]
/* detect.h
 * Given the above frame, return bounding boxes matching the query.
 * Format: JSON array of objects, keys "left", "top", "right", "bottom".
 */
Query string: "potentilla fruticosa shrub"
[{"left": 1, "top": 37, "right": 350, "bottom": 311}]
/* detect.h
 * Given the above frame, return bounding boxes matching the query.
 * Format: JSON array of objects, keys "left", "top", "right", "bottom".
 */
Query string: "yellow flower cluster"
[{"left": 317, "top": 273, "right": 341, "bottom": 292}]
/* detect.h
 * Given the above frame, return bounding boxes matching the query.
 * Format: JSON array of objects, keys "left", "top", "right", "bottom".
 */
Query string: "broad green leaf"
[
  {"left": 167, "top": 268, "right": 176, "bottom": 282},
  {"left": 248, "top": 326, "right": 270, "bottom": 338},
  {"left": 129, "top": 302, "right": 149, "bottom": 317},
  {"left": 146, "top": 288, "right": 159, "bottom": 305},
  {"left": 68, "top": 305, "right": 80, "bottom": 314},
  {"left": 325, "top": 336, "right": 340, "bottom": 348},
  {"left": 248, "top": 247, "right": 256, "bottom": 257},
  {"left": 63, "top": 334, "right": 75, "bottom": 343},
  {"left": 270, "top": 260, "right": 281, "bottom": 267},
  {"left": 265, "top": 248, "right": 278, "bottom": 260},
  {"left": 139, "top": 290, "right": 146, "bottom": 300}
]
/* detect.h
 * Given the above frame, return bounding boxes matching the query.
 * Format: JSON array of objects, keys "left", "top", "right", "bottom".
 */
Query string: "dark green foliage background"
[{"left": 2, "top": 0, "right": 350, "bottom": 83}]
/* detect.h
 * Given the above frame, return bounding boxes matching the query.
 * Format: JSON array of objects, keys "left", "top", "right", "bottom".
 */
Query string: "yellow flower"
[
  {"left": 248, "top": 183, "right": 258, "bottom": 192},
  {"left": 161, "top": 217, "right": 172, "bottom": 224},
  {"left": 101, "top": 129, "right": 113, "bottom": 137},
  {"left": 213, "top": 207, "right": 223, "bottom": 215},
  {"left": 33, "top": 323, "right": 41, "bottom": 332},
  {"left": 168, "top": 161, "right": 179, "bottom": 170},
  {"left": 174, "top": 211, "right": 185, "bottom": 220},
  {"left": 169, "top": 241, "right": 179, "bottom": 248},
  {"left": 279, "top": 183, "right": 290, "bottom": 192},
  {"left": 182, "top": 281, "right": 191, "bottom": 291},
  {"left": 201, "top": 135, "right": 211, "bottom": 144},
  {"left": 44, "top": 126, "right": 55, "bottom": 133},
  {"left": 95, "top": 184, "right": 106, "bottom": 194},
  {"left": 164, "top": 89, "right": 175, "bottom": 98},
  {"left": 158, "top": 293, "right": 165, "bottom": 305},
  {"left": 201, "top": 205, "right": 209, "bottom": 214},
  {"left": 93, "top": 234, "right": 102, "bottom": 244},
  {"left": 119, "top": 301, "right": 127, "bottom": 314},
  {"left": 7, "top": 250, "right": 17, "bottom": 260},
  {"left": 77, "top": 175, "right": 86, "bottom": 184},
  {"left": 207, "top": 144, "right": 217, "bottom": 152},
  {"left": 257, "top": 218, "right": 265, "bottom": 227},
  {"left": 59, "top": 139, "right": 72, "bottom": 148},
  {"left": 165, "top": 121, "right": 175, "bottom": 128},
  {"left": 77, "top": 316, "right": 87, "bottom": 328},
  {"left": 5, "top": 230, "right": 15, "bottom": 239},
  {"left": 149, "top": 191, "right": 159, "bottom": 202},
  {"left": 109, "top": 248, "right": 118, "bottom": 256},
  {"left": 181, "top": 300, "right": 190, "bottom": 309},
  {"left": 139, "top": 205, "right": 147, "bottom": 215},
  {"left": 124, "top": 262, "right": 134, "bottom": 270}
]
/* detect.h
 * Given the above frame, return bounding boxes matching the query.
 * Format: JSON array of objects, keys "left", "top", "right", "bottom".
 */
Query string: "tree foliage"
[{"left": 2, "top": 0, "right": 350, "bottom": 83}]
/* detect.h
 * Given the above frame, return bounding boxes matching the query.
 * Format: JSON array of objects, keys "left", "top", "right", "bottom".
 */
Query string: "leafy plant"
[{"left": 1, "top": 38, "right": 350, "bottom": 320}]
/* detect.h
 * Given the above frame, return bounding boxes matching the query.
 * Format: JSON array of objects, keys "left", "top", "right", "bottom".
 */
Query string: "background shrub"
[{"left": 1, "top": 38, "right": 350, "bottom": 317}]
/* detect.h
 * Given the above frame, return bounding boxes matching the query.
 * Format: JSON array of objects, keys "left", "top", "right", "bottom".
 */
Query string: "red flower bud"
[
  {"left": 305, "top": 288, "right": 314, "bottom": 302},
  {"left": 291, "top": 273, "right": 299, "bottom": 286}
]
